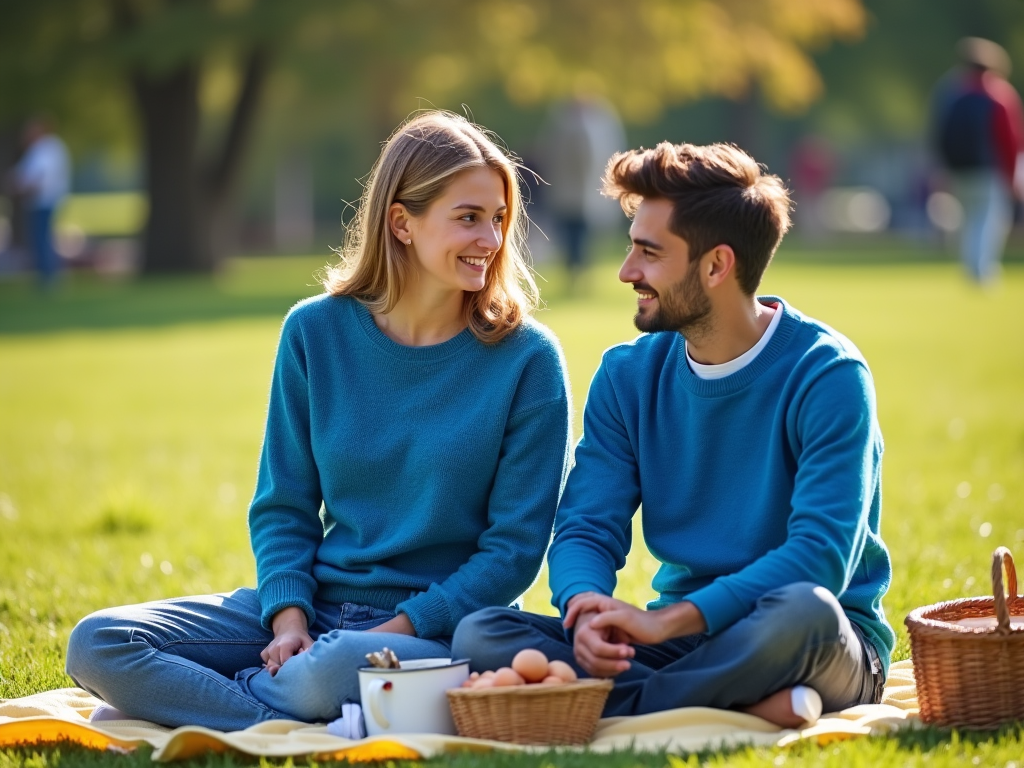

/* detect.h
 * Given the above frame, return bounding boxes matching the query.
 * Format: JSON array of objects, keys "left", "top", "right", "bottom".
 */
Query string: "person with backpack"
[{"left": 932, "top": 37, "right": 1024, "bottom": 283}]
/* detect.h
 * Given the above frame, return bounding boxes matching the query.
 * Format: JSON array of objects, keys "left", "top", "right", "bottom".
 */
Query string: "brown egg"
[
  {"left": 540, "top": 675, "right": 564, "bottom": 685},
  {"left": 461, "top": 679, "right": 474, "bottom": 688},
  {"left": 511, "top": 649, "right": 550, "bottom": 683},
  {"left": 469, "top": 671, "right": 480, "bottom": 680},
  {"left": 547, "top": 660, "right": 578, "bottom": 682},
  {"left": 491, "top": 667, "right": 526, "bottom": 686},
  {"left": 480, "top": 670, "right": 496, "bottom": 679},
  {"left": 472, "top": 677, "right": 495, "bottom": 689}
]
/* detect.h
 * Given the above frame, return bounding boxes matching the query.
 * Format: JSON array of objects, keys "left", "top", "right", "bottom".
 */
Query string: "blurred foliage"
[
  {"left": 0, "top": 0, "right": 866, "bottom": 153},
  {"left": 805, "top": 0, "right": 1024, "bottom": 142},
  {"left": 0, "top": 0, "right": 872, "bottom": 271}
]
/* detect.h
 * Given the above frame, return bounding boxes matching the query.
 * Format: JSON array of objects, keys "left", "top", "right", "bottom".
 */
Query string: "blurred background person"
[
  {"left": 788, "top": 135, "right": 837, "bottom": 241},
  {"left": 536, "top": 96, "right": 625, "bottom": 292},
  {"left": 931, "top": 37, "right": 1024, "bottom": 284},
  {"left": 9, "top": 117, "right": 70, "bottom": 289}
]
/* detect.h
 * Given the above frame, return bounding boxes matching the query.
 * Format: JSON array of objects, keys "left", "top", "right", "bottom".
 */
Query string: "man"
[
  {"left": 931, "top": 37, "right": 1024, "bottom": 284},
  {"left": 536, "top": 95, "right": 625, "bottom": 290},
  {"left": 13, "top": 117, "right": 70, "bottom": 288},
  {"left": 453, "top": 142, "right": 894, "bottom": 727}
]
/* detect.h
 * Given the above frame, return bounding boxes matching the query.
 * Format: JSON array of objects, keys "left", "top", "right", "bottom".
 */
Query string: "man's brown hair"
[{"left": 602, "top": 142, "right": 792, "bottom": 295}]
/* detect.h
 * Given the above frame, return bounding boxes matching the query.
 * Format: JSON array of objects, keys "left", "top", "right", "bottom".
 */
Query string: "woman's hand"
[
  {"left": 262, "top": 606, "right": 313, "bottom": 676},
  {"left": 366, "top": 612, "right": 417, "bottom": 636}
]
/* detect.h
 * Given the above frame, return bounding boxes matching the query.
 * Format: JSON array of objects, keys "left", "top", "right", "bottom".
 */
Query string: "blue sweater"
[
  {"left": 249, "top": 294, "right": 572, "bottom": 638},
  {"left": 548, "top": 298, "right": 895, "bottom": 675}
]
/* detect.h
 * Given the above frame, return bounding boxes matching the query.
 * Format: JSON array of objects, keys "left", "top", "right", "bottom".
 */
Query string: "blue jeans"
[
  {"left": 952, "top": 170, "right": 1013, "bottom": 283},
  {"left": 65, "top": 588, "right": 452, "bottom": 730},
  {"left": 452, "top": 582, "right": 885, "bottom": 717},
  {"left": 28, "top": 206, "right": 59, "bottom": 287}
]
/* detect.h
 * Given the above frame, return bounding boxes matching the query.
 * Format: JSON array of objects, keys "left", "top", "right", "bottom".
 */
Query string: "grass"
[{"left": 1, "top": 246, "right": 1023, "bottom": 766}]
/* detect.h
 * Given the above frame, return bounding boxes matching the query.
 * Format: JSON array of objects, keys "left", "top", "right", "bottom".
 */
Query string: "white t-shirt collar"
[{"left": 686, "top": 304, "right": 783, "bottom": 380}]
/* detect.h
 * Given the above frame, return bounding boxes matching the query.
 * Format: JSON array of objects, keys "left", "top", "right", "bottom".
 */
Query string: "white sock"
[
  {"left": 89, "top": 703, "right": 130, "bottom": 722},
  {"left": 790, "top": 686, "right": 822, "bottom": 725},
  {"left": 326, "top": 702, "right": 365, "bottom": 740}
]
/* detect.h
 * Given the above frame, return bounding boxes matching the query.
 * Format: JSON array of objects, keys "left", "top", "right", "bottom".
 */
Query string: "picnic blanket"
[{"left": 0, "top": 660, "right": 919, "bottom": 762}]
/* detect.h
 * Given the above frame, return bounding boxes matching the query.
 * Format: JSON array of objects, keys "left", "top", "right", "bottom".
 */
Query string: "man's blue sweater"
[
  {"left": 548, "top": 298, "right": 895, "bottom": 675},
  {"left": 249, "top": 294, "right": 572, "bottom": 639}
]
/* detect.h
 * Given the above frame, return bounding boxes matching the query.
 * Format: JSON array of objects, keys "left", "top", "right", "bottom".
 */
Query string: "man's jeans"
[
  {"left": 66, "top": 588, "right": 452, "bottom": 730},
  {"left": 452, "top": 582, "right": 885, "bottom": 717}
]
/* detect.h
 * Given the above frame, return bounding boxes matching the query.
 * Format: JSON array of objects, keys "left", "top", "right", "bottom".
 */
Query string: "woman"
[{"left": 66, "top": 111, "right": 572, "bottom": 731}]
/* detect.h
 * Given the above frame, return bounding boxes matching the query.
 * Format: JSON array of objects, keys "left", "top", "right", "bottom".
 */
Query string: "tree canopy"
[{"left": 0, "top": 0, "right": 868, "bottom": 271}]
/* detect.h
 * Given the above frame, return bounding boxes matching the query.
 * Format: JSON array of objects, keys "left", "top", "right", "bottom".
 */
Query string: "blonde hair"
[{"left": 323, "top": 111, "right": 538, "bottom": 344}]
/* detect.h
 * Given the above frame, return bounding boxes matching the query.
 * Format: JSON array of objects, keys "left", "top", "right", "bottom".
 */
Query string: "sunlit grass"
[{"left": 1, "top": 252, "right": 1023, "bottom": 766}]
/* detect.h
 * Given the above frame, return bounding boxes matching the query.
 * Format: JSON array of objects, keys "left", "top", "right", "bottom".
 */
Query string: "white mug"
[{"left": 357, "top": 657, "right": 469, "bottom": 736}]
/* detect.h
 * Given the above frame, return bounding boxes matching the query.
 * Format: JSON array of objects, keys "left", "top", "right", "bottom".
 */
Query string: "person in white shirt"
[{"left": 15, "top": 118, "right": 70, "bottom": 287}]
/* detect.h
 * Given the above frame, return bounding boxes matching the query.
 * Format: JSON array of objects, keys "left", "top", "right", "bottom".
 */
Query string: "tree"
[
  {"left": 0, "top": 0, "right": 867, "bottom": 274},
  {"left": 1, "top": 0, "right": 310, "bottom": 273}
]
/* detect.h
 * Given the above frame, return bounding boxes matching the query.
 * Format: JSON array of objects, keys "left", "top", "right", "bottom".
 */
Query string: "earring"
[{"left": 406, "top": 239, "right": 412, "bottom": 245}]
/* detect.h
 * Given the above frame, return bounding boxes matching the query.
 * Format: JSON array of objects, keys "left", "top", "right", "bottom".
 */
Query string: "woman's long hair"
[{"left": 323, "top": 111, "right": 538, "bottom": 344}]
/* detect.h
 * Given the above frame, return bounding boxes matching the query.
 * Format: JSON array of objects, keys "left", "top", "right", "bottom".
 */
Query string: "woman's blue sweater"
[{"left": 249, "top": 294, "right": 572, "bottom": 638}]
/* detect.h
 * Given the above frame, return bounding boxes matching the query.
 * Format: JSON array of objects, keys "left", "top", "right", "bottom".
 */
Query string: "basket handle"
[{"left": 991, "top": 547, "right": 1018, "bottom": 634}]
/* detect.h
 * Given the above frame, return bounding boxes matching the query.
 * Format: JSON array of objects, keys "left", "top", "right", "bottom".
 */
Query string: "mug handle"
[{"left": 365, "top": 679, "right": 391, "bottom": 731}]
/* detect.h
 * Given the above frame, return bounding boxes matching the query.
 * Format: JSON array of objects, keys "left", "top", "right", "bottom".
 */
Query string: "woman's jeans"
[
  {"left": 453, "top": 582, "right": 886, "bottom": 717},
  {"left": 65, "top": 588, "right": 452, "bottom": 731}
]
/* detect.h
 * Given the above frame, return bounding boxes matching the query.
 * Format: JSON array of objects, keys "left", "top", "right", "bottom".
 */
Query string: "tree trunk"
[
  {"left": 133, "top": 65, "right": 210, "bottom": 274},
  {"left": 204, "top": 47, "right": 270, "bottom": 263},
  {"left": 133, "top": 48, "right": 269, "bottom": 275}
]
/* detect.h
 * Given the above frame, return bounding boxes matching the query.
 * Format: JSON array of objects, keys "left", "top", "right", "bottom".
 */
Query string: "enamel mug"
[{"left": 357, "top": 657, "right": 470, "bottom": 736}]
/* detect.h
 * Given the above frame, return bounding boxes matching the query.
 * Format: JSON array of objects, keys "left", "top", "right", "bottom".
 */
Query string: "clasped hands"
[
  {"left": 261, "top": 606, "right": 416, "bottom": 676},
  {"left": 563, "top": 592, "right": 707, "bottom": 678}
]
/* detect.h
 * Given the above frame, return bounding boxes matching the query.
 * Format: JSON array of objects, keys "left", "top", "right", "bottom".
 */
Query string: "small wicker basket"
[
  {"left": 905, "top": 546, "right": 1024, "bottom": 729},
  {"left": 446, "top": 678, "right": 613, "bottom": 745}
]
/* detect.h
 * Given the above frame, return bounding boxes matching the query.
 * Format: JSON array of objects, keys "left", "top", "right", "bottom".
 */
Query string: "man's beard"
[{"left": 634, "top": 261, "right": 712, "bottom": 337}]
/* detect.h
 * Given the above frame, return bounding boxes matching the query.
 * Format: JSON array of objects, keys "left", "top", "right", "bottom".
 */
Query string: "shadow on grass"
[
  {"left": 3, "top": 244, "right": 1021, "bottom": 336},
  {"left": 5, "top": 725, "right": 1024, "bottom": 768},
  {"left": 0, "top": 742, "right": 727, "bottom": 768},
  {"left": 886, "top": 721, "right": 1024, "bottom": 751},
  {"left": 0, "top": 269, "right": 323, "bottom": 336}
]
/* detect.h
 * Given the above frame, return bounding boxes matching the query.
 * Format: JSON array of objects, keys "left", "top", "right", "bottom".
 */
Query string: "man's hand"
[
  {"left": 564, "top": 594, "right": 709, "bottom": 675},
  {"left": 366, "top": 613, "right": 417, "bottom": 636},
  {"left": 564, "top": 593, "right": 634, "bottom": 678},
  {"left": 567, "top": 594, "right": 674, "bottom": 646},
  {"left": 262, "top": 606, "right": 313, "bottom": 676}
]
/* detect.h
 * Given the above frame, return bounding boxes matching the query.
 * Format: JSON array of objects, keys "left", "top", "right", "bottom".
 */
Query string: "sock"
[
  {"left": 326, "top": 702, "right": 365, "bottom": 739},
  {"left": 89, "top": 703, "right": 130, "bottom": 723},
  {"left": 790, "top": 686, "right": 822, "bottom": 725}
]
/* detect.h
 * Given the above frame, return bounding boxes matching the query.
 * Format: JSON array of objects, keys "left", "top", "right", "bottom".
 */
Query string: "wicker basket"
[
  {"left": 905, "top": 546, "right": 1024, "bottom": 729},
  {"left": 446, "top": 678, "right": 613, "bottom": 745}
]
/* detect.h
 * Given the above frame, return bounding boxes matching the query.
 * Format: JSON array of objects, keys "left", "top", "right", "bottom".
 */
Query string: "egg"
[
  {"left": 472, "top": 677, "right": 495, "bottom": 689},
  {"left": 480, "top": 670, "right": 496, "bottom": 679},
  {"left": 492, "top": 667, "right": 526, "bottom": 686},
  {"left": 547, "top": 660, "right": 578, "bottom": 682},
  {"left": 541, "top": 675, "right": 564, "bottom": 685},
  {"left": 511, "top": 649, "right": 550, "bottom": 683},
  {"left": 469, "top": 671, "right": 480, "bottom": 680}
]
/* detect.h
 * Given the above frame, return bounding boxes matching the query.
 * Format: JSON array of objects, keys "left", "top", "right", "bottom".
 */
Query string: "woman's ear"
[{"left": 388, "top": 202, "right": 413, "bottom": 245}]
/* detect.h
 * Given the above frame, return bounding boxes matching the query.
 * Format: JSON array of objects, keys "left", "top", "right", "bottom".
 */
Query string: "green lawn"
[{"left": 1, "top": 250, "right": 1023, "bottom": 766}]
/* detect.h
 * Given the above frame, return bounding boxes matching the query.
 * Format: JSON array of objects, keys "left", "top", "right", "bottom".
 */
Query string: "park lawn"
[{"left": 1, "top": 252, "right": 1023, "bottom": 767}]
